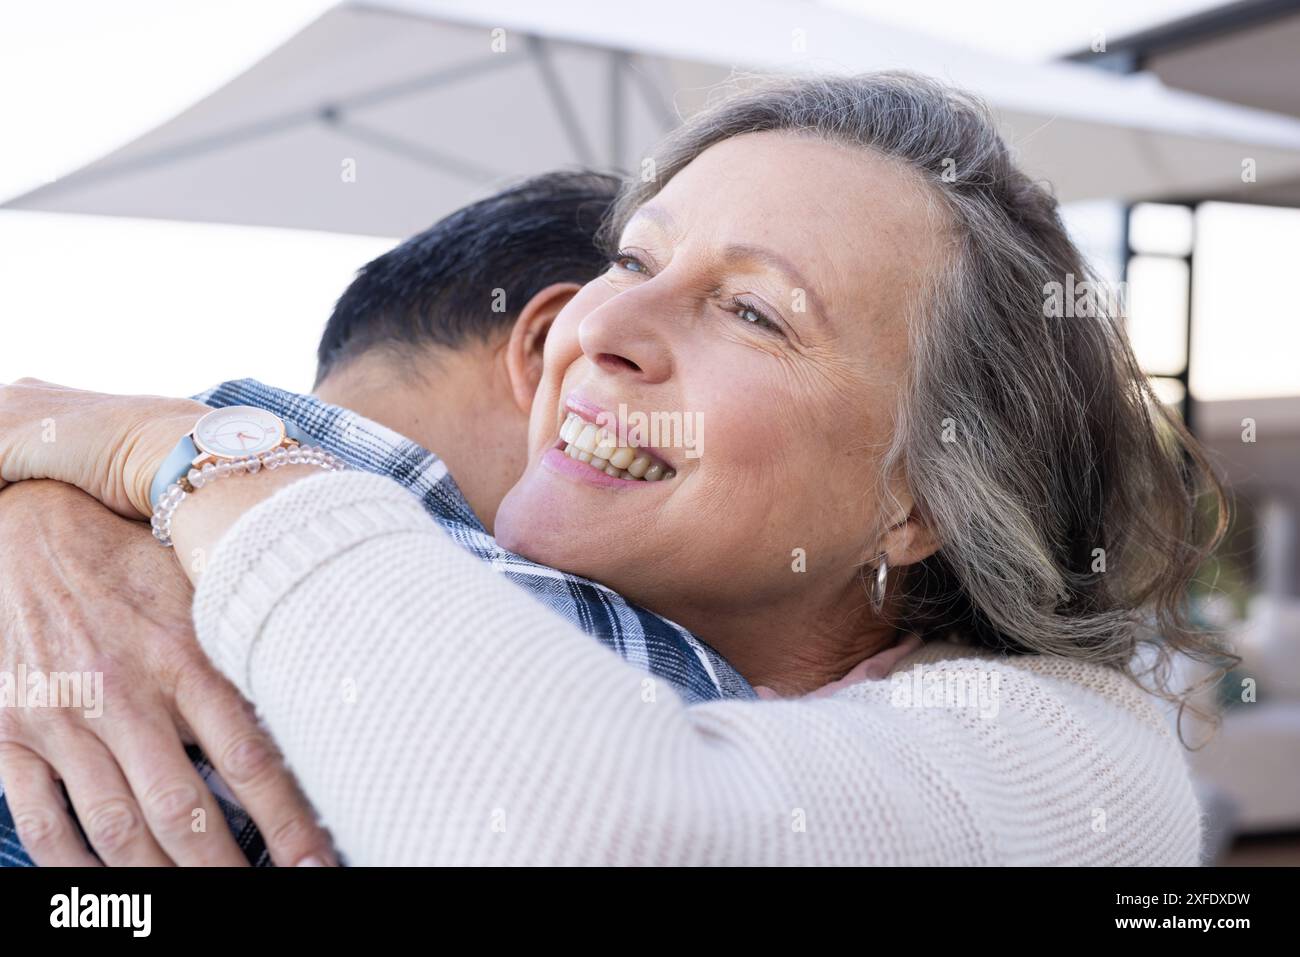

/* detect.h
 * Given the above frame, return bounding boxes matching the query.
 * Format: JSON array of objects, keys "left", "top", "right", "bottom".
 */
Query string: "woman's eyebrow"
[
  {"left": 723, "top": 242, "right": 827, "bottom": 321},
  {"left": 623, "top": 204, "right": 675, "bottom": 241},
  {"left": 628, "top": 204, "right": 673, "bottom": 228}
]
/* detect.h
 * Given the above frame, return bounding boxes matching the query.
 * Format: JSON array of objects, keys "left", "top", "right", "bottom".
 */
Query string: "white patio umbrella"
[{"left": 8, "top": 0, "right": 1300, "bottom": 236}]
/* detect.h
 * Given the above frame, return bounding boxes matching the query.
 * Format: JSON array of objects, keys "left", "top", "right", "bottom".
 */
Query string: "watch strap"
[
  {"left": 150, "top": 434, "right": 199, "bottom": 511},
  {"left": 283, "top": 418, "right": 310, "bottom": 445},
  {"left": 148, "top": 413, "right": 314, "bottom": 510}
]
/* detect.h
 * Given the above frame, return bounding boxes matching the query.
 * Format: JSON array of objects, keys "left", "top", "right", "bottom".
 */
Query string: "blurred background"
[{"left": 1, "top": 0, "right": 1297, "bottom": 864}]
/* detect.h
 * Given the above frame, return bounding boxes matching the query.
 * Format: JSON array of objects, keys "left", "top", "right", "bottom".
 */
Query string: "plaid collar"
[{"left": 195, "top": 379, "right": 754, "bottom": 704}]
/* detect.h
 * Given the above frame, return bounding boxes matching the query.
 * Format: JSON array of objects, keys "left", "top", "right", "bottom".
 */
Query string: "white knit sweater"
[{"left": 192, "top": 471, "right": 1204, "bottom": 866}]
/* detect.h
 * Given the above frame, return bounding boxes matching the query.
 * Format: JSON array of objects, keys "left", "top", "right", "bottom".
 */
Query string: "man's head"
[{"left": 313, "top": 170, "right": 620, "bottom": 530}]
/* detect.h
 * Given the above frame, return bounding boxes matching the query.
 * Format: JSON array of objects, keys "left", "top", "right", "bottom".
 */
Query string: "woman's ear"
[
  {"left": 876, "top": 496, "right": 941, "bottom": 569},
  {"left": 504, "top": 282, "right": 580, "bottom": 414}
]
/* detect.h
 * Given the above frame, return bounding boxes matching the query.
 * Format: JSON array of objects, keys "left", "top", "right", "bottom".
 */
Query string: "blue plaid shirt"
[{"left": 0, "top": 378, "right": 752, "bottom": 867}]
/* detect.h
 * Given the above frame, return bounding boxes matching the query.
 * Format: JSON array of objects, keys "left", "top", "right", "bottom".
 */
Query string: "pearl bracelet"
[{"left": 150, "top": 444, "right": 347, "bottom": 547}]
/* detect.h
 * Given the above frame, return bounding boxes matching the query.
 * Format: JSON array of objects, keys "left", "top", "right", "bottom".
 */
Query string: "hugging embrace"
[{"left": 0, "top": 73, "right": 1229, "bottom": 867}]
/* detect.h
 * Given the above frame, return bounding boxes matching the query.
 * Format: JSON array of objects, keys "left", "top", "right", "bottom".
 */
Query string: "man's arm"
[{"left": 0, "top": 480, "right": 335, "bottom": 866}]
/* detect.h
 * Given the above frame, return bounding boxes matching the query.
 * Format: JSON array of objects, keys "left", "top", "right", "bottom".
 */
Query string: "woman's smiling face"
[{"left": 494, "top": 131, "right": 943, "bottom": 627}]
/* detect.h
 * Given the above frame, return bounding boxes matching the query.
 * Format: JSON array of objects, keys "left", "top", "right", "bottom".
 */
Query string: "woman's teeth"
[{"left": 558, "top": 412, "right": 675, "bottom": 482}]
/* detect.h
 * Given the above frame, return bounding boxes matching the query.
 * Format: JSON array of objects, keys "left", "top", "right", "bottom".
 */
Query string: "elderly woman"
[{"left": 0, "top": 73, "right": 1227, "bottom": 865}]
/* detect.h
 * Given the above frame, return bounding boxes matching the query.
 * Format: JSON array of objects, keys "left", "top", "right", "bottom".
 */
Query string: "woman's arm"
[
  {"left": 185, "top": 470, "right": 886, "bottom": 865},
  {"left": 183, "top": 469, "right": 1199, "bottom": 866}
]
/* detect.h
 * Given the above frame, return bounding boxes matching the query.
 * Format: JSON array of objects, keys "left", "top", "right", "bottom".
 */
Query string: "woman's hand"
[{"left": 0, "top": 378, "right": 205, "bottom": 518}]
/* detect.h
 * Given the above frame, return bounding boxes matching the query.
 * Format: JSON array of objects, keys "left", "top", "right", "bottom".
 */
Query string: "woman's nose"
[{"left": 576, "top": 287, "right": 674, "bottom": 384}]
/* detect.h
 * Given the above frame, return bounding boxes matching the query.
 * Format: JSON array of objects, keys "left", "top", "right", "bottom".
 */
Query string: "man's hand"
[{"left": 0, "top": 481, "right": 336, "bottom": 866}]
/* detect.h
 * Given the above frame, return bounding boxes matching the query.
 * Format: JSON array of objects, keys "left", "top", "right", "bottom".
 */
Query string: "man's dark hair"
[{"left": 315, "top": 170, "right": 621, "bottom": 384}]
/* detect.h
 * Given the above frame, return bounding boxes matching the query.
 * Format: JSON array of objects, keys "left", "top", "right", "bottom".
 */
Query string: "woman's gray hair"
[{"left": 602, "top": 72, "right": 1233, "bottom": 735}]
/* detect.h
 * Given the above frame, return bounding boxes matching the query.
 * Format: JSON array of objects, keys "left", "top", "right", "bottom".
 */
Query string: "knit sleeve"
[{"left": 192, "top": 470, "right": 1202, "bottom": 865}]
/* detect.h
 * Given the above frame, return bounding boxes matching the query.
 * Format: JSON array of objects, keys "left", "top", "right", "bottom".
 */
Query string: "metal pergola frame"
[
  {"left": 1076, "top": 0, "right": 1300, "bottom": 435},
  {"left": 1119, "top": 201, "right": 1198, "bottom": 432},
  {"left": 1063, "top": 0, "right": 1300, "bottom": 68}
]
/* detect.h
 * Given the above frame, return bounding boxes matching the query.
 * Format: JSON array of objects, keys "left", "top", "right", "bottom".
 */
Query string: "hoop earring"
[{"left": 870, "top": 555, "right": 889, "bottom": 615}]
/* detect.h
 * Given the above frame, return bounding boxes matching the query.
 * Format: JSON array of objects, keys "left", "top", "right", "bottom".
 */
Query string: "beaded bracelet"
[{"left": 150, "top": 444, "right": 347, "bottom": 548}]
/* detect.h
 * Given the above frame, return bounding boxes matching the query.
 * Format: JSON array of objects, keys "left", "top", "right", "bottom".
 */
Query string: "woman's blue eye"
[
  {"left": 613, "top": 254, "right": 646, "bottom": 273},
  {"left": 731, "top": 298, "right": 781, "bottom": 335}
]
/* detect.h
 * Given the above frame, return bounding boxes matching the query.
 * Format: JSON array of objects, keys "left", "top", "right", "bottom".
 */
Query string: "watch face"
[{"left": 192, "top": 406, "right": 286, "bottom": 459}]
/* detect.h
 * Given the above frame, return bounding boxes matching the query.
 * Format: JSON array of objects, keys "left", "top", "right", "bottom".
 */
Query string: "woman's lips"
[
  {"left": 541, "top": 395, "right": 680, "bottom": 488},
  {"left": 554, "top": 401, "right": 678, "bottom": 482},
  {"left": 541, "top": 447, "right": 651, "bottom": 488}
]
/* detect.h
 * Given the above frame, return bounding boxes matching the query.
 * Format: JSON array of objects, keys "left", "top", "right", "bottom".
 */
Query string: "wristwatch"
[{"left": 149, "top": 405, "right": 311, "bottom": 510}]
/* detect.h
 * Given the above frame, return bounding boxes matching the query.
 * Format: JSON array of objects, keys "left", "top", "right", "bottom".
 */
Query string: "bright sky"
[
  {"left": 1, "top": 0, "right": 1296, "bottom": 401},
  {"left": 1192, "top": 203, "right": 1300, "bottom": 400},
  {"left": 0, "top": 210, "right": 394, "bottom": 395}
]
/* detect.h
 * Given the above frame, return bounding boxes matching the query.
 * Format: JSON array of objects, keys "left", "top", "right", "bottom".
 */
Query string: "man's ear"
[{"left": 503, "top": 282, "right": 579, "bottom": 414}]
